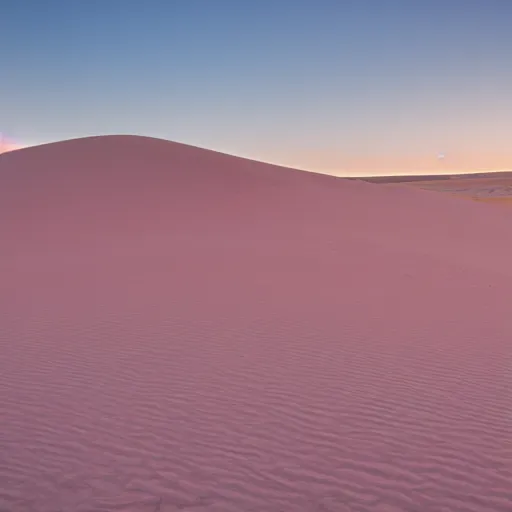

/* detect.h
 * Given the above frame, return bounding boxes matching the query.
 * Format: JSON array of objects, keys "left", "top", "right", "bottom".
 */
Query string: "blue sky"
[{"left": 2, "top": 0, "right": 512, "bottom": 175}]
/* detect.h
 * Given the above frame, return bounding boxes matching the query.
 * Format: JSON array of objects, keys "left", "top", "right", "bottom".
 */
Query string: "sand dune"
[{"left": 1, "top": 135, "right": 511, "bottom": 511}]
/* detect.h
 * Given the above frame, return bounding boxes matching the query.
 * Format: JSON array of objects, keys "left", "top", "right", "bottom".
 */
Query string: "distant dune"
[
  {"left": 357, "top": 171, "right": 512, "bottom": 183},
  {"left": 359, "top": 171, "right": 512, "bottom": 206},
  {"left": 1, "top": 136, "right": 511, "bottom": 511}
]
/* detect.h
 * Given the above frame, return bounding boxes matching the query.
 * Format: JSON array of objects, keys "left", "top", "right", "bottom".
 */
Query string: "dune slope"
[{"left": 1, "top": 136, "right": 511, "bottom": 511}]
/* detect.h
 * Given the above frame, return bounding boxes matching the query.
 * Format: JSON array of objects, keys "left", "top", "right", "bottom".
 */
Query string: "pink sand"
[{"left": 1, "top": 135, "right": 511, "bottom": 511}]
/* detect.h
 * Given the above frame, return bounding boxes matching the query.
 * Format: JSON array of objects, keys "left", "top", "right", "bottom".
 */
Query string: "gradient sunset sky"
[{"left": 2, "top": 0, "right": 512, "bottom": 176}]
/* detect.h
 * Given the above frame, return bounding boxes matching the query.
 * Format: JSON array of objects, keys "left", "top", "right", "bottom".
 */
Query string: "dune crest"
[{"left": 1, "top": 136, "right": 511, "bottom": 511}]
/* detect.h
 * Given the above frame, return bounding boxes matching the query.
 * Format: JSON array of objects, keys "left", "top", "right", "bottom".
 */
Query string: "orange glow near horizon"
[
  {"left": 260, "top": 145, "right": 512, "bottom": 177},
  {"left": 0, "top": 134, "right": 24, "bottom": 154}
]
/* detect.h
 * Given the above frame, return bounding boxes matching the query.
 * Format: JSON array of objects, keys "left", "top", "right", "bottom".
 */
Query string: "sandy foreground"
[{"left": 0, "top": 136, "right": 511, "bottom": 511}]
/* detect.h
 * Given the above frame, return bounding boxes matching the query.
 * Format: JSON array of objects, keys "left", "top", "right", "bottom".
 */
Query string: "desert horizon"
[{"left": 3, "top": 135, "right": 512, "bottom": 182}]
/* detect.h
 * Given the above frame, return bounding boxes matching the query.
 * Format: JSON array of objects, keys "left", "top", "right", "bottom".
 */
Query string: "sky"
[{"left": 2, "top": 0, "right": 512, "bottom": 176}]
